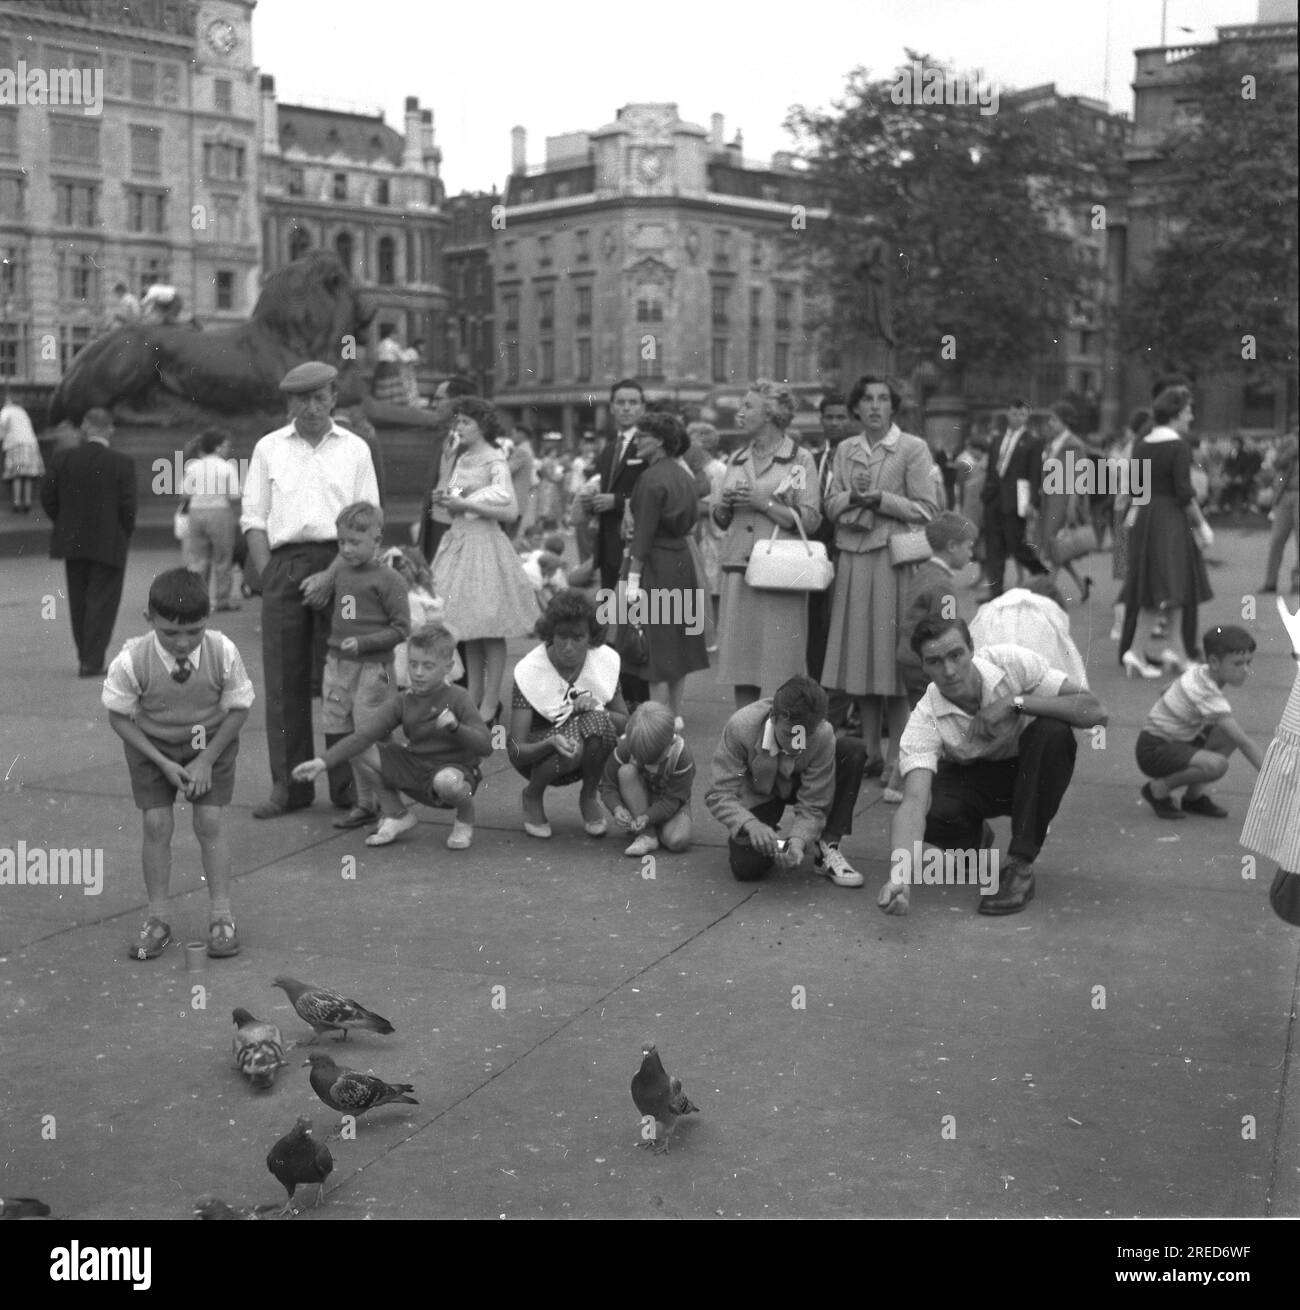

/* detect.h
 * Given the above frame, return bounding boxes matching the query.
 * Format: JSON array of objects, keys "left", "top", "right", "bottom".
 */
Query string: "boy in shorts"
[
  {"left": 293, "top": 622, "right": 490, "bottom": 849},
  {"left": 1136, "top": 624, "right": 1264, "bottom": 820},
  {"left": 103, "top": 568, "right": 255, "bottom": 958}
]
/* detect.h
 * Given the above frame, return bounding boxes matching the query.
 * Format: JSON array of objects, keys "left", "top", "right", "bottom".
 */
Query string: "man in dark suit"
[
  {"left": 416, "top": 374, "right": 477, "bottom": 563},
  {"left": 978, "top": 397, "right": 1048, "bottom": 600},
  {"left": 41, "top": 408, "right": 137, "bottom": 676}
]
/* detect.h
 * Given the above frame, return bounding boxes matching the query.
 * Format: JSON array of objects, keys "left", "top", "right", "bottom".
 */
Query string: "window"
[
  {"left": 636, "top": 296, "right": 663, "bottom": 323},
  {"left": 752, "top": 239, "right": 765, "bottom": 267},
  {"left": 1079, "top": 329, "right": 1094, "bottom": 356},
  {"left": 712, "top": 337, "right": 729, "bottom": 382},
  {"left": 776, "top": 289, "right": 793, "bottom": 331},
  {"left": 503, "top": 239, "right": 517, "bottom": 271},
  {"left": 713, "top": 228, "right": 730, "bottom": 266},
  {"left": 126, "top": 189, "right": 166, "bottom": 234},
  {"left": 576, "top": 337, "right": 592, "bottom": 381},
  {"left": 0, "top": 247, "right": 25, "bottom": 299},
  {"left": 539, "top": 339, "right": 554, "bottom": 382},
  {"left": 505, "top": 341, "right": 520, "bottom": 385},
  {"left": 288, "top": 226, "right": 311, "bottom": 260},
  {"left": 575, "top": 284, "right": 592, "bottom": 327},
  {"left": 750, "top": 287, "right": 762, "bottom": 327},
  {"left": 0, "top": 176, "right": 22, "bottom": 221},
  {"left": 377, "top": 236, "right": 396, "bottom": 285},
  {"left": 130, "top": 59, "right": 156, "bottom": 102},
  {"left": 59, "top": 324, "right": 92, "bottom": 372},
  {"left": 332, "top": 172, "right": 348, "bottom": 201},
  {"left": 287, "top": 167, "right": 305, "bottom": 197},
  {"left": 503, "top": 293, "right": 519, "bottom": 331},
  {"left": 376, "top": 179, "right": 390, "bottom": 206},
  {"left": 0, "top": 323, "right": 26, "bottom": 378},
  {"left": 130, "top": 126, "right": 161, "bottom": 176},
  {"left": 711, "top": 285, "right": 729, "bottom": 326},
  {"left": 214, "top": 79, "right": 232, "bottom": 114},
  {"left": 215, "top": 270, "right": 234, "bottom": 310},
  {"left": 748, "top": 338, "right": 761, "bottom": 379},
  {"left": 203, "top": 142, "right": 245, "bottom": 181},
  {"left": 51, "top": 118, "right": 100, "bottom": 165},
  {"left": 637, "top": 339, "right": 664, "bottom": 379},
  {"left": 576, "top": 229, "right": 590, "bottom": 262},
  {"left": 53, "top": 181, "right": 98, "bottom": 227},
  {"left": 539, "top": 235, "right": 553, "bottom": 267},
  {"left": 127, "top": 254, "right": 169, "bottom": 296},
  {"left": 538, "top": 288, "right": 554, "bottom": 330},
  {"left": 0, "top": 111, "right": 17, "bottom": 155},
  {"left": 334, "top": 231, "right": 353, "bottom": 271},
  {"left": 774, "top": 341, "right": 790, "bottom": 380},
  {"left": 59, "top": 249, "right": 101, "bottom": 302}
]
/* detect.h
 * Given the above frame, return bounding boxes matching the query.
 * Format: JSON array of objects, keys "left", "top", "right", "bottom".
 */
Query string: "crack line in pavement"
[
  {"left": 317, "top": 886, "right": 762, "bottom": 1201},
  {"left": 1264, "top": 948, "right": 1300, "bottom": 1217}
]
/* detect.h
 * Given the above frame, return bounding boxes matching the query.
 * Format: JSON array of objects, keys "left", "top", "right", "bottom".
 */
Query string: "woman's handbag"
[
  {"left": 611, "top": 621, "right": 648, "bottom": 668},
  {"left": 1053, "top": 522, "right": 1098, "bottom": 564},
  {"left": 744, "top": 513, "right": 833, "bottom": 593},
  {"left": 888, "top": 529, "right": 932, "bottom": 566}
]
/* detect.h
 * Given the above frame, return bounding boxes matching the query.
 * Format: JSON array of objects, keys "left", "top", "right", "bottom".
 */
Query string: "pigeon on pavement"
[
  {"left": 266, "top": 1118, "right": 333, "bottom": 1217},
  {"left": 305, "top": 1052, "right": 419, "bottom": 1125},
  {"left": 272, "top": 976, "right": 395, "bottom": 1043},
  {"left": 631, "top": 1041, "right": 699, "bottom": 1154},
  {"left": 0, "top": 1197, "right": 51, "bottom": 1219},
  {"left": 232, "top": 1007, "right": 286, "bottom": 1090}
]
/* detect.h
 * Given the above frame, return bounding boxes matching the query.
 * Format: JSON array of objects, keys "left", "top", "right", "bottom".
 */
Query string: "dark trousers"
[
  {"left": 982, "top": 507, "right": 1047, "bottom": 593},
  {"left": 65, "top": 558, "right": 125, "bottom": 673},
  {"left": 260, "top": 542, "right": 350, "bottom": 807},
  {"left": 806, "top": 577, "right": 852, "bottom": 728},
  {"left": 729, "top": 735, "right": 868, "bottom": 880},
  {"left": 924, "top": 718, "right": 1077, "bottom": 864}
]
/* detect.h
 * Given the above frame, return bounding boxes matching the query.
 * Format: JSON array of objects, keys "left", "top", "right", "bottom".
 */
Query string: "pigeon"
[
  {"left": 272, "top": 975, "right": 395, "bottom": 1043},
  {"left": 0, "top": 1197, "right": 51, "bottom": 1219},
  {"left": 266, "top": 1117, "right": 333, "bottom": 1217},
  {"left": 232, "top": 1007, "right": 286, "bottom": 1090},
  {"left": 631, "top": 1041, "right": 699, "bottom": 1155},
  {"left": 305, "top": 1052, "right": 419, "bottom": 1123},
  {"left": 192, "top": 1196, "right": 277, "bottom": 1220}
]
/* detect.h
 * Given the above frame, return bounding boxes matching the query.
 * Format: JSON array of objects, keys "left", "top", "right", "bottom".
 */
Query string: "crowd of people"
[{"left": 27, "top": 360, "right": 1300, "bottom": 957}]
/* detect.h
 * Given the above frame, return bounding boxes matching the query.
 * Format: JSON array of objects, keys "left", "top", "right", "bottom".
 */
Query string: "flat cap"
[{"left": 279, "top": 361, "right": 338, "bottom": 393}]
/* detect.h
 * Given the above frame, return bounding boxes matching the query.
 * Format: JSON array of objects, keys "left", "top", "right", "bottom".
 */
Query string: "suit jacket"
[
  {"left": 824, "top": 427, "right": 939, "bottom": 554},
  {"left": 594, "top": 428, "right": 646, "bottom": 581},
  {"left": 415, "top": 418, "right": 455, "bottom": 559},
  {"left": 41, "top": 440, "right": 136, "bottom": 567},
  {"left": 805, "top": 442, "right": 838, "bottom": 546},
  {"left": 981, "top": 427, "right": 1043, "bottom": 516}
]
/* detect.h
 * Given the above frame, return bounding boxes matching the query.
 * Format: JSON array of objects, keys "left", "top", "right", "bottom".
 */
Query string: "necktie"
[
  {"left": 998, "top": 430, "right": 1020, "bottom": 480},
  {"left": 172, "top": 656, "right": 192, "bottom": 683}
]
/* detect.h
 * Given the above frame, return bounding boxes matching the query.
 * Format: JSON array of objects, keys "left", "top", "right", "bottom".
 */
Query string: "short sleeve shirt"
[
  {"left": 898, "top": 644, "right": 1070, "bottom": 776},
  {"left": 1142, "top": 664, "right": 1232, "bottom": 742}
]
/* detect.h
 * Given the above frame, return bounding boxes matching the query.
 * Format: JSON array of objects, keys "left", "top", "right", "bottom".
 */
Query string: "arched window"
[
  {"left": 377, "top": 235, "right": 396, "bottom": 286},
  {"left": 288, "top": 226, "right": 311, "bottom": 261},
  {"left": 334, "top": 230, "right": 353, "bottom": 272}
]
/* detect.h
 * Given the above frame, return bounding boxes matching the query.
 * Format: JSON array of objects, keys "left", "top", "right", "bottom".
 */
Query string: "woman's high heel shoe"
[
  {"left": 1080, "top": 576, "right": 1093, "bottom": 602},
  {"left": 1122, "top": 650, "right": 1162, "bottom": 680},
  {"left": 1159, "top": 649, "right": 1188, "bottom": 675}
]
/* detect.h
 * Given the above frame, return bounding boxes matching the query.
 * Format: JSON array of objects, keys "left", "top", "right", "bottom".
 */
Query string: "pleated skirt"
[
  {"left": 1240, "top": 668, "right": 1300, "bottom": 870},
  {"left": 715, "top": 571, "right": 808, "bottom": 694},
  {"left": 823, "top": 547, "right": 909, "bottom": 697}
]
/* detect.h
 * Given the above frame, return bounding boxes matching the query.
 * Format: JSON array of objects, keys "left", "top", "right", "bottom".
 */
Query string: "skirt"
[
  {"left": 635, "top": 537, "right": 711, "bottom": 683},
  {"left": 3, "top": 443, "right": 44, "bottom": 480},
  {"left": 516, "top": 708, "right": 619, "bottom": 787},
  {"left": 823, "top": 547, "right": 910, "bottom": 697},
  {"left": 715, "top": 570, "right": 808, "bottom": 694},
  {"left": 1240, "top": 669, "right": 1300, "bottom": 870},
  {"left": 432, "top": 516, "right": 541, "bottom": 641},
  {"left": 1123, "top": 495, "right": 1212, "bottom": 611}
]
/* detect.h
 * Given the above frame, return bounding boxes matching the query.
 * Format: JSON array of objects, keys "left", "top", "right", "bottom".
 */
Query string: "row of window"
[
  {"left": 494, "top": 337, "right": 796, "bottom": 387},
  {"left": 0, "top": 247, "right": 237, "bottom": 311},
  {"left": 0, "top": 180, "right": 247, "bottom": 239},
  {"left": 497, "top": 285, "right": 798, "bottom": 332},
  {"left": 498, "top": 227, "right": 762, "bottom": 270},
  {"left": 284, "top": 227, "right": 437, "bottom": 286},
  {"left": 285, "top": 169, "right": 400, "bottom": 205}
]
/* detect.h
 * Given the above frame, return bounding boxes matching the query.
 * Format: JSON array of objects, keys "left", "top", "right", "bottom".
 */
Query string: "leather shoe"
[
  {"left": 77, "top": 664, "right": 105, "bottom": 678},
  {"left": 979, "top": 860, "right": 1035, "bottom": 915},
  {"left": 253, "top": 792, "right": 312, "bottom": 820}
]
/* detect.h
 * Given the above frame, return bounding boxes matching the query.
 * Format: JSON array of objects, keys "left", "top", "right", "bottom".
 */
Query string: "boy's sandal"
[
  {"left": 128, "top": 917, "right": 172, "bottom": 961},
  {"left": 207, "top": 917, "right": 241, "bottom": 958}
]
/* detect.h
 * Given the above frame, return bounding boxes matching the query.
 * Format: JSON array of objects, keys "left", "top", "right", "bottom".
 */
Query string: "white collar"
[
  {"left": 152, "top": 633, "right": 203, "bottom": 672},
  {"left": 1144, "top": 426, "right": 1182, "bottom": 444}
]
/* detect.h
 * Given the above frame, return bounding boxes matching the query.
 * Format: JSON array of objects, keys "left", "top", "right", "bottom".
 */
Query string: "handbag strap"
[{"left": 766, "top": 504, "right": 814, "bottom": 556}]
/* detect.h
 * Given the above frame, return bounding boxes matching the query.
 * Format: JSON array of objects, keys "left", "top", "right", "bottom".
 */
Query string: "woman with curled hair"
[
  {"left": 823, "top": 374, "right": 939, "bottom": 774},
  {"left": 624, "top": 411, "right": 711, "bottom": 728},
  {"left": 431, "top": 397, "right": 541, "bottom": 722},
  {"left": 712, "top": 380, "right": 823, "bottom": 708},
  {"left": 508, "top": 589, "right": 629, "bottom": 838}
]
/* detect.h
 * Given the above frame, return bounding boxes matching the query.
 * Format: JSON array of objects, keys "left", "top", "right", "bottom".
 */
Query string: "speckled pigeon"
[
  {"left": 232, "top": 1007, "right": 286, "bottom": 1090},
  {"left": 305, "top": 1052, "right": 418, "bottom": 1120},
  {"left": 0, "top": 1197, "right": 51, "bottom": 1219},
  {"left": 272, "top": 975, "right": 395, "bottom": 1043}
]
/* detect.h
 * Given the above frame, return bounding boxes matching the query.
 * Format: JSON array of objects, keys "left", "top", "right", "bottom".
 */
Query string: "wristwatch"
[{"left": 1013, "top": 695, "right": 1026, "bottom": 715}]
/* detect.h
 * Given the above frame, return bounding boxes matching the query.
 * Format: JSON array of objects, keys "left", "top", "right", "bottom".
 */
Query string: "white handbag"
[
  {"left": 745, "top": 514, "right": 833, "bottom": 593},
  {"left": 888, "top": 530, "right": 932, "bottom": 566}
]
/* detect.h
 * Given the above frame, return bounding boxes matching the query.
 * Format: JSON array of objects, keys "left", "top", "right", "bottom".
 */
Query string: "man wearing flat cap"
[{"left": 241, "top": 361, "right": 380, "bottom": 818}]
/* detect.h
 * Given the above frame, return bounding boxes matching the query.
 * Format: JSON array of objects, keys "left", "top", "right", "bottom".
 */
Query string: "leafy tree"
[
  {"left": 1120, "top": 40, "right": 1298, "bottom": 381},
  {"left": 785, "top": 52, "right": 1122, "bottom": 392}
]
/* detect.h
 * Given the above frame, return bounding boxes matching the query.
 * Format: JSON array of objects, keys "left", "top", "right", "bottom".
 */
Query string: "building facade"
[
  {"left": 441, "top": 189, "right": 498, "bottom": 395},
  {"left": 0, "top": 0, "right": 264, "bottom": 387},
  {"left": 259, "top": 85, "right": 447, "bottom": 375},
  {"left": 492, "top": 104, "right": 828, "bottom": 438}
]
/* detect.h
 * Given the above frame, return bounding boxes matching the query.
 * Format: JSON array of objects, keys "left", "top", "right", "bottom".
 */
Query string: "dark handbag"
[
  {"left": 611, "top": 621, "right": 647, "bottom": 668},
  {"left": 1053, "top": 522, "right": 1097, "bottom": 563},
  {"left": 1269, "top": 868, "right": 1300, "bottom": 927}
]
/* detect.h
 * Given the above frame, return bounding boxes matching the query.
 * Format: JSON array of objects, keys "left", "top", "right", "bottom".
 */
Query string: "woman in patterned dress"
[{"left": 430, "top": 398, "right": 541, "bottom": 723}]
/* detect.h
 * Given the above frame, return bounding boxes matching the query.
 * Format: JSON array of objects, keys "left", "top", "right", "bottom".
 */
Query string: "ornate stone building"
[
  {"left": 0, "top": 0, "right": 262, "bottom": 387},
  {"left": 441, "top": 189, "right": 498, "bottom": 394},
  {"left": 259, "top": 84, "right": 447, "bottom": 371},
  {"left": 494, "top": 103, "right": 828, "bottom": 438}
]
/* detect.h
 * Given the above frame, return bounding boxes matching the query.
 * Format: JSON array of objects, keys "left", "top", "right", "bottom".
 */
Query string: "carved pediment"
[{"left": 624, "top": 255, "right": 675, "bottom": 292}]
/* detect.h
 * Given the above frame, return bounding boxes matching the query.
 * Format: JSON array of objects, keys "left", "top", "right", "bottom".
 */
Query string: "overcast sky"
[{"left": 252, "top": 0, "right": 1263, "bottom": 194}]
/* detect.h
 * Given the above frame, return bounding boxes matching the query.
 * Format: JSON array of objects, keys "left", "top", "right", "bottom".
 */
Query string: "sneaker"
[
  {"left": 128, "top": 917, "right": 171, "bottom": 961},
  {"left": 445, "top": 820, "right": 474, "bottom": 849},
  {"left": 365, "top": 811, "right": 419, "bottom": 846},
  {"left": 1181, "top": 793, "right": 1229, "bottom": 818},
  {"left": 816, "top": 842, "right": 864, "bottom": 887},
  {"left": 1141, "top": 782, "right": 1185, "bottom": 820},
  {"left": 625, "top": 833, "right": 660, "bottom": 857}
]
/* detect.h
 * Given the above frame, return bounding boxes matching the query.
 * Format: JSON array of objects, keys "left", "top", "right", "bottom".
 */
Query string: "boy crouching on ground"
[
  {"left": 293, "top": 622, "right": 491, "bottom": 850},
  {"left": 599, "top": 700, "right": 694, "bottom": 856},
  {"left": 103, "top": 567, "right": 254, "bottom": 959}
]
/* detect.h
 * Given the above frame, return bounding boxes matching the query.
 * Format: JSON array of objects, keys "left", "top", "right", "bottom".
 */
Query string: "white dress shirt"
[{"left": 240, "top": 422, "right": 379, "bottom": 549}]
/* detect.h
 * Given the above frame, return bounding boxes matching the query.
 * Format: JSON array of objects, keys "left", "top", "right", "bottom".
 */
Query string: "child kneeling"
[
  {"left": 599, "top": 701, "right": 694, "bottom": 857},
  {"left": 293, "top": 623, "right": 490, "bottom": 850}
]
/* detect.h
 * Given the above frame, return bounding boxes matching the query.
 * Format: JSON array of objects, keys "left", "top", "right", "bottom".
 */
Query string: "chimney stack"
[
  {"left": 511, "top": 125, "right": 527, "bottom": 176},
  {"left": 421, "top": 107, "right": 435, "bottom": 155},
  {"left": 260, "top": 74, "right": 279, "bottom": 154},
  {"left": 403, "top": 95, "right": 422, "bottom": 170},
  {"left": 710, "top": 113, "right": 724, "bottom": 147}
]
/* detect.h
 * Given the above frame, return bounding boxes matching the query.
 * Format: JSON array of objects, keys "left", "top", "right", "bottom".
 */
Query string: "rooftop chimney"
[
  {"left": 710, "top": 113, "right": 724, "bottom": 147},
  {"left": 260, "top": 74, "right": 278, "bottom": 154},
  {"left": 421, "top": 107, "right": 435, "bottom": 155},
  {"left": 511, "top": 125, "right": 527, "bottom": 176},
  {"left": 404, "top": 96, "right": 422, "bottom": 170}
]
